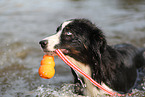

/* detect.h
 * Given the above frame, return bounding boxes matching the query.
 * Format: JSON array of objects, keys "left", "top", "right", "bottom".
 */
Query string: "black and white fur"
[{"left": 39, "top": 19, "right": 145, "bottom": 96}]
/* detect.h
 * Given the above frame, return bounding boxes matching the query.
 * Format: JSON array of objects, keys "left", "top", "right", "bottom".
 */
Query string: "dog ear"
[
  {"left": 90, "top": 28, "right": 107, "bottom": 54},
  {"left": 89, "top": 28, "right": 107, "bottom": 81}
]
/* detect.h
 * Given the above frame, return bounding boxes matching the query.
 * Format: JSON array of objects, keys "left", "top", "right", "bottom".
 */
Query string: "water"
[{"left": 0, "top": 0, "right": 145, "bottom": 96}]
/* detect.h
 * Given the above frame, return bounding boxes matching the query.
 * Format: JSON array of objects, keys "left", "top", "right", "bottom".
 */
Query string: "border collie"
[{"left": 39, "top": 19, "right": 145, "bottom": 96}]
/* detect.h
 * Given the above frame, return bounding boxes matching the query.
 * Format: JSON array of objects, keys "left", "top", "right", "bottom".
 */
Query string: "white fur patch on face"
[{"left": 43, "top": 21, "right": 72, "bottom": 51}]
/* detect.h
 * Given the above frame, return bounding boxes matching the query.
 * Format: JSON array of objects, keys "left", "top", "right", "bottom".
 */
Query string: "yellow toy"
[{"left": 38, "top": 55, "right": 55, "bottom": 79}]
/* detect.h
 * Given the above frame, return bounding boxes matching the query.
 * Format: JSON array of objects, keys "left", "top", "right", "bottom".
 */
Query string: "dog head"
[{"left": 39, "top": 19, "right": 106, "bottom": 63}]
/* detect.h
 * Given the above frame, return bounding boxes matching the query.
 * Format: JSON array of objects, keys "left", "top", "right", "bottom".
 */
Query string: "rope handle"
[{"left": 55, "top": 49, "right": 129, "bottom": 96}]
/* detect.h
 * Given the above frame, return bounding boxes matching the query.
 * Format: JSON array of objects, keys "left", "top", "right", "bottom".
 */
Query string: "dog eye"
[{"left": 66, "top": 32, "right": 72, "bottom": 36}]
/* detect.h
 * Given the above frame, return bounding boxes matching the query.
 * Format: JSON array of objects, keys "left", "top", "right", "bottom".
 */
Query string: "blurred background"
[{"left": 0, "top": 0, "right": 145, "bottom": 96}]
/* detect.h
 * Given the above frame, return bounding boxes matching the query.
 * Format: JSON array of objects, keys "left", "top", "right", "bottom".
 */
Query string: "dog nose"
[{"left": 39, "top": 40, "right": 48, "bottom": 49}]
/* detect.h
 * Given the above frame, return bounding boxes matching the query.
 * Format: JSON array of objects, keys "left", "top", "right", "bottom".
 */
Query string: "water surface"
[{"left": 0, "top": 0, "right": 145, "bottom": 96}]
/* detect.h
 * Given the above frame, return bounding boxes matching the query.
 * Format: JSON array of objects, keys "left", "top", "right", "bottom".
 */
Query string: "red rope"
[{"left": 55, "top": 49, "right": 132, "bottom": 96}]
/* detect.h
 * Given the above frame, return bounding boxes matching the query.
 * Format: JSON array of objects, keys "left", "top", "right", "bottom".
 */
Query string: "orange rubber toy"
[{"left": 38, "top": 55, "right": 55, "bottom": 79}]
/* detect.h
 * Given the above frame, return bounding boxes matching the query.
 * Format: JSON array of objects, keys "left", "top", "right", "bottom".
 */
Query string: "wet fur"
[
  {"left": 58, "top": 19, "right": 145, "bottom": 95},
  {"left": 40, "top": 19, "right": 145, "bottom": 96}
]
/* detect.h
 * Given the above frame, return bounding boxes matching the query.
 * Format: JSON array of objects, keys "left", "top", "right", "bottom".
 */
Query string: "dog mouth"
[
  {"left": 44, "top": 51, "right": 57, "bottom": 56},
  {"left": 43, "top": 49, "right": 69, "bottom": 56}
]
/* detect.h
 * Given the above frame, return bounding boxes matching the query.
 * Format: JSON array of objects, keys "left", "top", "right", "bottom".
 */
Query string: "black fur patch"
[{"left": 55, "top": 19, "right": 145, "bottom": 94}]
